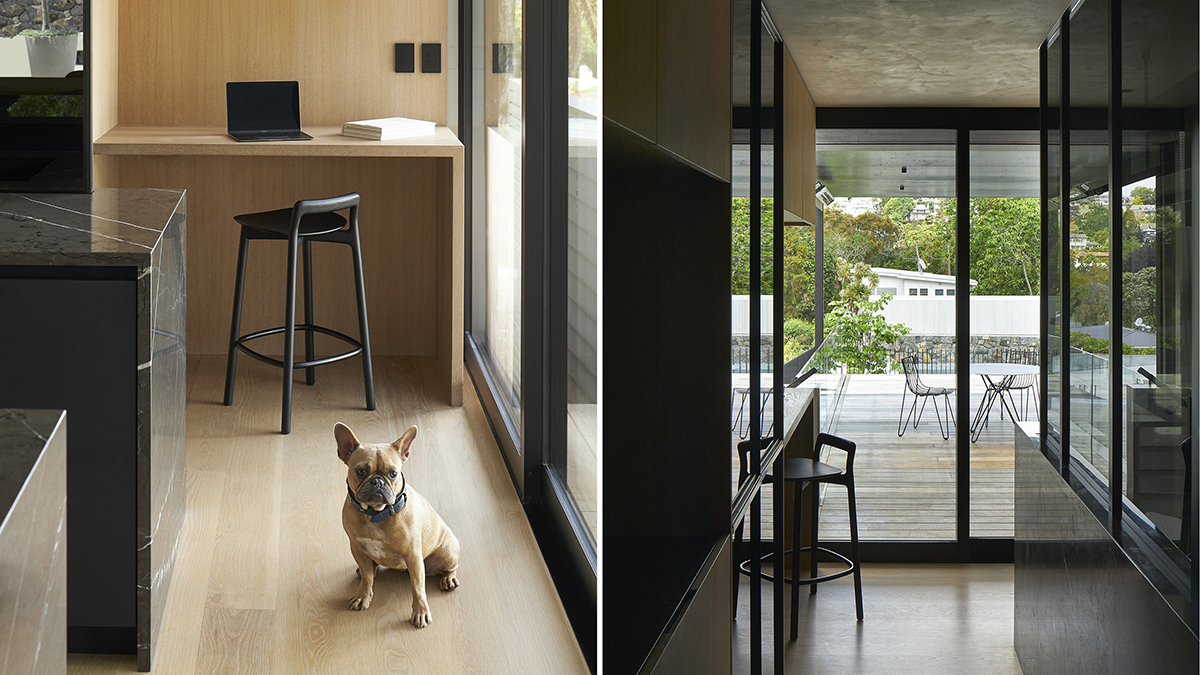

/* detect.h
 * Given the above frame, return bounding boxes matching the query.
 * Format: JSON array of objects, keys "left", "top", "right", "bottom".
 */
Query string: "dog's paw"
[
  {"left": 348, "top": 594, "right": 372, "bottom": 611},
  {"left": 411, "top": 605, "right": 432, "bottom": 628},
  {"left": 440, "top": 571, "right": 459, "bottom": 591}
]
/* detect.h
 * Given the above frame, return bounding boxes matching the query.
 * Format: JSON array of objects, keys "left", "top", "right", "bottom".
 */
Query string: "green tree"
[
  {"left": 1123, "top": 266, "right": 1157, "bottom": 330},
  {"left": 1074, "top": 204, "right": 1109, "bottom": 247},
  {"left": 731, "top": 197, "right": 774, "bottom": 295},
  {"left": 780, "top": 225, "right": 836, "bottom": 323},
  {"left": 824, "top": 294, "right": 910, "bottom": 374},
  {"left": 833, "top": 258, "right": 878, "bottom": 310},
  {"left": 824, "top": 206, "right": 903, "bottom": 269},
  {"left": 1130, "top": 185, "right": 1155, "bottom": 205},
  {"left": 877, "top": 197, "right": 915, "bottom": 225},
  {"left": 967, "top": 198, "right": 1041, "bottom": 295}
]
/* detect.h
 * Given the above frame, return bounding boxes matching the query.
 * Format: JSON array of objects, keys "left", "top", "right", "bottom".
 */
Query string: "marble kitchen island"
[
  {"left": 0, "top": 409, "right": 67, "bottom": 675},
  {"left": 0, "top": 190, "right": 187, "bottom": 671}
]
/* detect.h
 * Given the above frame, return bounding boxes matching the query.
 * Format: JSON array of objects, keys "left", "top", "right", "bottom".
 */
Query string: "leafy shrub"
[{"left": 783, "top": 318, "right": 814, "bottom": 360}]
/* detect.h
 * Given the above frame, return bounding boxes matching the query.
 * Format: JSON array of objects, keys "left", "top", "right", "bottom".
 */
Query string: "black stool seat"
[
  {"left": 771, "top": 458, "right": 843, "bottom": 483},
  {"left": 235, "top": 208, "right": 348, "bottom": 238},
  {"left": 223, "top": 193, "right": 375, "bottom": 434}
]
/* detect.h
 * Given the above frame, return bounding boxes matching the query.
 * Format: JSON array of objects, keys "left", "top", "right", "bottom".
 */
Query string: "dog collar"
[{"left": 347, "top": 473, "right": 407, "bottom": 524}]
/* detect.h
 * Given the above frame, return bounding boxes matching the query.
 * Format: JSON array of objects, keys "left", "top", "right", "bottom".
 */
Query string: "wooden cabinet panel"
[
  {"left": 783, "top": 51, "right": 816, "bottom": 224},
  {"left": 603, "top": 0, "right": 658, "bottom": 141},
  {"left": 657, "top": 0, "right": 731, "bottom": 181},
  {"left": 116, "top": 0, "right": 448, "bottom": 127}
]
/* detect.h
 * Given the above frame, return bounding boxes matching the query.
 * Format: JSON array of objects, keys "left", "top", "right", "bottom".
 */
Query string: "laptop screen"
[{"left": 226, "top": 81, "right": 302, "bottom": 133}]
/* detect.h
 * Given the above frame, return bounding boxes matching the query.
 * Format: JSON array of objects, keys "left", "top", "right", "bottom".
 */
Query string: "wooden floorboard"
[
  {"left": 733, "top": 373, "right": 1026, "bottom": 541},
  {"left": 67, "top": 356, "right": 587, "bottom": 675}
]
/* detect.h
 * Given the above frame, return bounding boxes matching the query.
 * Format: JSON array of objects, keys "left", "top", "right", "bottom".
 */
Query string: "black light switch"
[
  {"left": 395, "top": 43, "right": 415, "bottom": 73},
  {"left": 422, "top": 43, "right": 441, "bottom": 73}
]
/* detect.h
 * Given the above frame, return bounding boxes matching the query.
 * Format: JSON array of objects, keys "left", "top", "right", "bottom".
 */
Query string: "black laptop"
[{"left": 226, "top": 81, "right": 313, "bottom": 142}]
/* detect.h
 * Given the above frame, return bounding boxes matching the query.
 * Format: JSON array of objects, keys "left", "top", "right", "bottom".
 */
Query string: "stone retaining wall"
[{"left": 0, "top": 0, "right": 83, "bottom": 38}]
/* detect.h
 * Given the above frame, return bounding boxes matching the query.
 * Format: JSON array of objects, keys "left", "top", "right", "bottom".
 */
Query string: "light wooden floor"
[
  {"left": 734, "top": 563, "right": 1024, "bottom": 675},
  {"left": 68, "top": 355, "right": 588, "bottom": 675}
]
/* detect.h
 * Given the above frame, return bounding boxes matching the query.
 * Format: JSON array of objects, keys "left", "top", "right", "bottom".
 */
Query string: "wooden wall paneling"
[
  {"left": 437, "top": 156, "right": 464, "bottom": 406},
  {"left": 783, "top": 50, "right": 816, "bottom": 224},
  {"left": 90, "top": 0, "right": 119, "bottom": 187},
  {"left": 601, "top": 0, "right": 657, "bottom": 141},
  {"left": 117, "top": 0, "right": 448, "bottom": 127},
  {"left": 112, "top": 155, "right": 442, "bottom": 360},
  {"left": 657, "top": 0, "right": 731, "bottom": 181}
]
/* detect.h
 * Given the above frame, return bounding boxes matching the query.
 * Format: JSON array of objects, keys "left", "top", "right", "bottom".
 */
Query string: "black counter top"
[{"left": 0, "top": 189, "right": 185, "bottom": 268}]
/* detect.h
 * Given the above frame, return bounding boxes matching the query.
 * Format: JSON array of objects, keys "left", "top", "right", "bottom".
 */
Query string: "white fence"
[
  {"left": 881, "top": 296, "right": 1039, "bottom": 336},
  {"left": 732, "top": 294, "right": 1039, "bottom": 337},
  {"left": 731, "top": 295, "right": 774, "bottom": 334}
]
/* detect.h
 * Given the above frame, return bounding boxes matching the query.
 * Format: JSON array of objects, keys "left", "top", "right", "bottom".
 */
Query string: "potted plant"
[{"left": 19, "top": 0, "right": 77, "bottom": 77}]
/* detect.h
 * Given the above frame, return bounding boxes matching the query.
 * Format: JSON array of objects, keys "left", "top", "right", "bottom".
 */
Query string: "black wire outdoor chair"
[{"left": 898, "top": 355, "right": 956, "bottom": 440}]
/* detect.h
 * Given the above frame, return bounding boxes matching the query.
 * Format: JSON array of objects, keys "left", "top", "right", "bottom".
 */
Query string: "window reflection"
[
  {"left": 0, "top": 0, "right": 86, "bottom": 192},
  {"left": 558, "top": 0, "right": 599, "bottom": 542}
]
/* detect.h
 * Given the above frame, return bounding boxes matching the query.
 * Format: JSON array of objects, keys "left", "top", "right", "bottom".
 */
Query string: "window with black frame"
[{"left": 1040, "top": 0, "right": 1198, "bottom": 628}]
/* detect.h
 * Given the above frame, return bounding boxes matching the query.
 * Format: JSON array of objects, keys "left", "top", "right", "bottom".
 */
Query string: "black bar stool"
[
  {"left": 735, "top": 432, "right": 863, "bottom": 636},
  {"left": 222, "top": 193, "right": 376, "bottom": 434}
]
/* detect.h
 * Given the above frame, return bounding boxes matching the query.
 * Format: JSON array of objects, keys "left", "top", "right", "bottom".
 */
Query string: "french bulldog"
[{"left": 336, "top": 423, "right": 460, "bottom": 628}]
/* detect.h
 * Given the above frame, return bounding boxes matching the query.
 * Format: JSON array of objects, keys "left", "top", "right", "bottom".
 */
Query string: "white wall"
[
  {"left": 881, "top": 295, "right": 1040, "bottom": 336},
  {"left": 731, "top": 295, "right": 774, "bottom": 334}
]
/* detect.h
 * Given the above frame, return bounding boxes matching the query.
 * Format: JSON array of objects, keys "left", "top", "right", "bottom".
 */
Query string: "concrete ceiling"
[{"left": 761, "top": 0, "right": 1073, "bottom": 107}]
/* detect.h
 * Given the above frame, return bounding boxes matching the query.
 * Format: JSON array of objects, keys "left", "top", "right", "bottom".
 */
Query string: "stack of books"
[{"left": 341, "top": 116, "right": 436, "bottom": 140}]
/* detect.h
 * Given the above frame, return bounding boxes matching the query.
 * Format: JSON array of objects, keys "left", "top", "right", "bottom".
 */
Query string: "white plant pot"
[{"left": 25, "top": 34, "right": 77, "bottom": 78}]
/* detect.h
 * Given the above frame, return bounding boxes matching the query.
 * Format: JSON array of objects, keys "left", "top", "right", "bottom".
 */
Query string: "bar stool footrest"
[
  {"left": 234, "top": 324, "right": 364, "bottom": 369},
  {"left": 738, "top": 546, "right": 857, "bottom": 585}
]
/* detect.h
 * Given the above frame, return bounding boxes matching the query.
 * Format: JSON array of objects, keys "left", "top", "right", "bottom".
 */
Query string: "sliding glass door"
[
  {"left": 470, "top": 0, "right": 525, "bottom": 478},
  {"left": 463, "top": 0, "right": 597, "bottom": 657},
  {"left": 812, "top": 129, "right": 960, "bottom": 544}
]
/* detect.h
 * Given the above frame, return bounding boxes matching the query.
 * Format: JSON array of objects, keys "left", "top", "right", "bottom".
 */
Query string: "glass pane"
[
  {"left": 472, "top": 0, "right": 524, "bottom": 422},
  {"left": 969, "top": 130, "right": 1042, "bottom": 538},
  {"left": 812, "top": 128, "right": 957, "bottom": 542},
  {"left": 554, "top": 0, "right": 599, "bottom": 542},
  {"left": 1067, "top": 0, "right": 1111, "bottom": 483},
  {"left": 1119, "top": 0, "right": 1197, "bottom": 561},
  {"left": 730, "top": 10, "right": 776, "bottom": 538},
  {"left": 1046, "top": 33, "right": 1064, "bottom": 444},
  {"left": 0, "top": 0, "right": 87, "bottom": 191}
]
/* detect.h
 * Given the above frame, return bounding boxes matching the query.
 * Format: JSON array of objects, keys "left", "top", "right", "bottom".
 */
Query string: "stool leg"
[
  {"left": 791, "top": 480, "right": 803, "bottom": 640},
  {"left": 223, "top": 232, "right": 250, "bottom": 406},
  {"left": 848, "top": 477, "right": 863, "bottom": 621},
  {"left": 349, "top": 231, "right": 375, "bottom": 410},
  {"left": 733, "top": 518, "right": 744, "bottom": 619},
  {"left": 282, "top": 235, "right": 299, "bottom": 434},
  {"left": 810, "top": 477, "right": 819, "bottom": 596},
  {"left": 302, "top": 239, "right": 316, "bottom": 386}
]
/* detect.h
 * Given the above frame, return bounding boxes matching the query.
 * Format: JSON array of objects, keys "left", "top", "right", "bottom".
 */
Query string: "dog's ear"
[
  {"left": 334, "top": 423, "right": 360, "bottom": 464},
  {"left": 393, "top": 425, "right": 418, "bottom": 461}
]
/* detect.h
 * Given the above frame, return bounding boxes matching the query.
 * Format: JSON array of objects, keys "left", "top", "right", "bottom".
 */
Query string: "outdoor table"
[{"left": 968, "top": 363, "right": 1038, "bottom": 442}]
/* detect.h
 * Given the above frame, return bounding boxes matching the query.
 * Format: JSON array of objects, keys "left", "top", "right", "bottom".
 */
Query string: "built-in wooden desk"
[{"left": 95, "top": 125, "right": 464, "bottom": 405}]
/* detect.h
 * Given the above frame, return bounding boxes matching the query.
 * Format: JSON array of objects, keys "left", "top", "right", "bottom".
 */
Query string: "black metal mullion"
[
  {"left": 1039, "top": 39, "right": 1051, "bottom": 451},
  {"left": 749, "top": 3, "right": 764, "bottom": 672},
  {"left": 460, "top": 0, "right": 473, "bottom": 338},
  {"left": 521, "top": 0, "right": 548, "bottom": 501},
  {"left": 955, "top": 118, "right": 971, "bottom": 552},
  {"left": 771, "top": 32, "right": 786, "bottom": 675},
  {"left": 1059, "top": 8, "right": 1072, "bottom": 478},
  {"left": 1107, "top": 0, "right": 1123, "bottom": 534}
]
